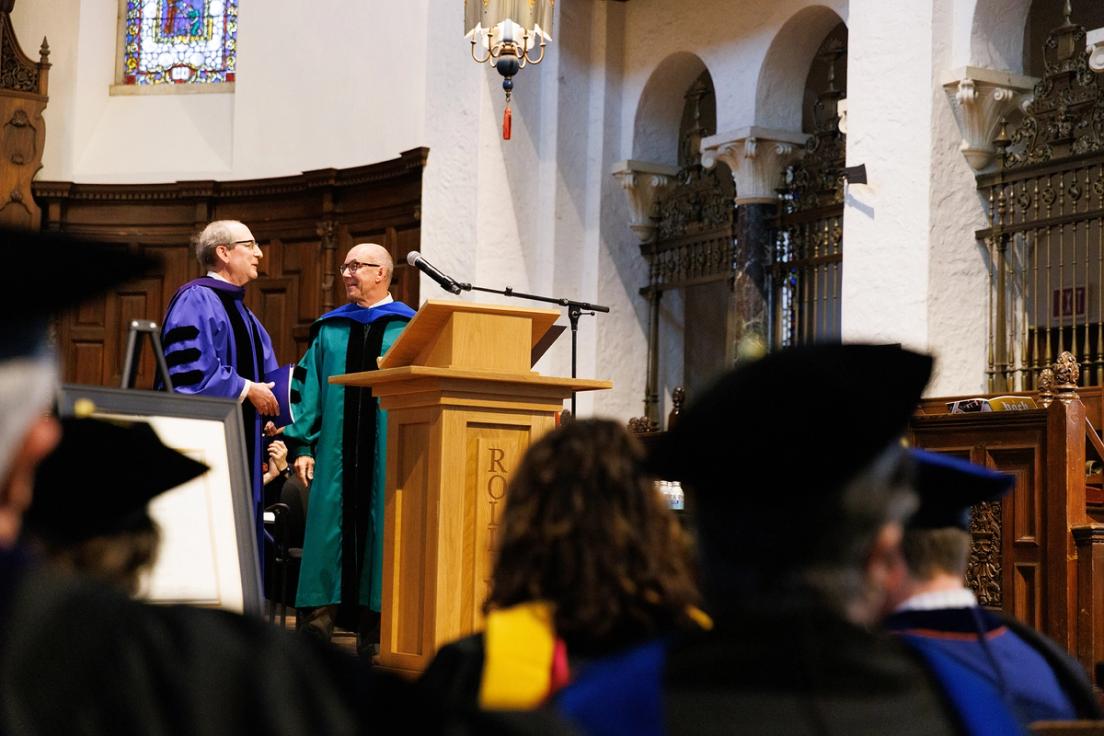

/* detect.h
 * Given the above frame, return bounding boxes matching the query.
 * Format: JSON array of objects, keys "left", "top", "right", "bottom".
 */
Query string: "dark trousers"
[{"left": 298, "top": 605, "right": 380, "bottom": 658}]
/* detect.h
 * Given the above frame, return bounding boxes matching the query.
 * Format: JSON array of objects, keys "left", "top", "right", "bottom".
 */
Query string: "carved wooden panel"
[
  {"left": 988, "top": 447, "right": 1043, "bottom": 627},
  {"left": 36, "top": 149, "right": 427, "bottom": 387},
  {"left": 968, "top": 499, "right": 1003, "bottom": 607},
  {"left": 0, "top": 11, "right": 49, "bottom": 230}
]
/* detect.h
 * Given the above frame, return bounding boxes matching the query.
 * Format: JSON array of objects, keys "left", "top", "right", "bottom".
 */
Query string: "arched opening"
[
  {"left": 632, "top": 52, "right": 709, "bottom": 166},
  {"left": 1023, "top": 0, "right": 1104, "bottom": 76},
  {"left": 755, "top": 5, "right": 846, "bottom": 132},
  {"left": 969, "top": 0, "right": 1031, "bottom": 72},
  {"left": 772, "top": 23, "right": 848, "bottom": 348},
  {"left": 635, "top": 68, "right": 739, "bottom": 422}
]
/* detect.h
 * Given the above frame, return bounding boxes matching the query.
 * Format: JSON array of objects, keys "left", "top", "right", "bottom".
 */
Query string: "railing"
[
  {"left": 771, "top": 203, "right": 842, "bottom": 347},
  {"left": 979, "top": 152, "right": 1104, "bottom": 390}
]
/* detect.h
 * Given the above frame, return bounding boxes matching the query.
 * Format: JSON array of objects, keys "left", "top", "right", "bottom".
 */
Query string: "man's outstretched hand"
[{"left": 248, "top": 381, "right": 279, "bottom": 416}]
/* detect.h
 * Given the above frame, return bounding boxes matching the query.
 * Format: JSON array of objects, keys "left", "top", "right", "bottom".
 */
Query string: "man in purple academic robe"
[{"left": 161, "top": 220, "right": 280, "bottom": 563}]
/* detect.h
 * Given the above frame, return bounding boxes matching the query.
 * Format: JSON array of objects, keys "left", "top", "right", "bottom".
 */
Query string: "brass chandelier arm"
[
  {"left": 470, "top": 28, "right": 498, "bottom": 64},
  {"left": 518, "top": 31, "right": 547, "bottom": 67}
]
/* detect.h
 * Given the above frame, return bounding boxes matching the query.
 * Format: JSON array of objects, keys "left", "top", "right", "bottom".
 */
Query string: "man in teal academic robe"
[{"left": 284, "top": 243, "right": 415, "bottom": 656}]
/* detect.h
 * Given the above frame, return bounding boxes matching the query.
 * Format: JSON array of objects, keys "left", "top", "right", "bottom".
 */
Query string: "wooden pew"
[{"left": 910, "top": 383, "right": 1104, "bottom": 683}]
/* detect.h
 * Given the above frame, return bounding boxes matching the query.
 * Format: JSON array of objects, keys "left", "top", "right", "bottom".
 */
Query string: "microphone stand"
[{"left": 452, "top": 281, "right": 609, "bottom": 416}]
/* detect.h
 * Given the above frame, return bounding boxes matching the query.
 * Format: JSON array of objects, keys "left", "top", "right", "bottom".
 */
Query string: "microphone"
[{"left": 406, "top": 251, "right": 462, "bottom": 295}]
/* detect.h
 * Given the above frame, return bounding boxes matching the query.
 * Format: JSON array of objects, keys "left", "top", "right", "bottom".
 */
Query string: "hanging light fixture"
[{"left": 466, "top": 0, "right": 554, "bottom": 140}]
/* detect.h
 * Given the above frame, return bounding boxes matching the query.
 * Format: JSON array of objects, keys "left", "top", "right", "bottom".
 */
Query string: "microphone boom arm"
[{"left": 453, "top": 281, "right": 610, "bottom": 416}]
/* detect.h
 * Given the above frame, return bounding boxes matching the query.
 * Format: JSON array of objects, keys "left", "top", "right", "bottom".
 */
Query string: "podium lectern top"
[{"left": 379, "top": 300, "right": 561, "bottom": 374}]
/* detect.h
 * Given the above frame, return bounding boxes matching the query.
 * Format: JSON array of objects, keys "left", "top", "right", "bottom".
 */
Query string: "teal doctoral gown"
[{"left": 284, "top": 301, "right": 414, "bottom": 612}]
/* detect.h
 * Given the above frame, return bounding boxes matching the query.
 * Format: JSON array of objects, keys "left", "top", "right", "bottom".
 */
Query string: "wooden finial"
[
  {"left": 1038, "top": 367, "right": 1056, "bottom": 408},
  {"left": 39, "top": 37, "right": 50, "bottom": 62},
  {"left": 1054, "top": 351, "right": 1080, "bottom": 404},
  {"left": 1064, "top": 0, "right": 1073, "bottom": 25},
  {"left": 667, "top": 386, "right": 685, "bottom": 430}
]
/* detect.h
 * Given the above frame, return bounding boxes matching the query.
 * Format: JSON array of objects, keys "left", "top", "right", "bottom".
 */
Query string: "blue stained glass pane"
[{"left": 122, "top": 0, "right": 237, "bottom": 86}]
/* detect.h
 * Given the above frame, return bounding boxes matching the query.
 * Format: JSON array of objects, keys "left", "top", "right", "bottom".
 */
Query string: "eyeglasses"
[
  {"left": 221, "top": 239, "right": 259, "bottom": 250},
  {"left": 340, "top": 261, "right": 382, "bottom": 274}
]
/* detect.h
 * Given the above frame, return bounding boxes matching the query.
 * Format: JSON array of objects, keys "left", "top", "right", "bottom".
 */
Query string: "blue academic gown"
[
  {"left": 884, "top": 607, "right": 1086, "bottom": 724},
  {"left": 555, "top": 609, "right": 1025, "bottom": 736},
  {"left": 161, "top": 278, "right": 278, "bottom": 569}
]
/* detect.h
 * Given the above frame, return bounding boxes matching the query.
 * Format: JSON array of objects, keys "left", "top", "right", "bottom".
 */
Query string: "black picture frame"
[{"left": 56, "top": 384, "right": 262, "bottom": 616}]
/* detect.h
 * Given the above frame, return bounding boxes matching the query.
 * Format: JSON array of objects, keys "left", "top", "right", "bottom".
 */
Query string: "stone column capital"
[
  {"left": 611, "top": 160, "right": 679, "bottom": 243},
  {"left": 700, "top": 127, "right": 806, "bottom": 205},
  {"left": 1089, "top": 28, "right": 1104, "bottom": 73},
  {"left": 942, "top": 66, "right": 1037, "bottom": 171}
]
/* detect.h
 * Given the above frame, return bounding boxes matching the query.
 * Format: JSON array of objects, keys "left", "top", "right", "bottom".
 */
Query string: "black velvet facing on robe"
[
  {"left": 337, "top": 315, "right": 405, "bottom": 625},
  {"left": 162, "top": 324, "right": 199, "bottom": 347},
  {"left": 165, "top": 348, "right": 201, "bottom": 368},
  {"left": 213, "top": 290, "right": 265, "bottom": 490}
]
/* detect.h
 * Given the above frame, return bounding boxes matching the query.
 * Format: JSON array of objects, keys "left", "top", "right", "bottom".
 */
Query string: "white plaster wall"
[
  {"left": 926, "top": 0, "right": 991, "bottom": 395},
  {"left": 12, "top": 0, "right": 429, "bottom": 182},
  {"left": 840, "top": 0, "right": 934, "bottom": 353},
  {"left": 418, "top": 0, "right": 635, "bottom": 417},
  {"left": 966, "top": 0, "right": 1031, "bottom": 73}
]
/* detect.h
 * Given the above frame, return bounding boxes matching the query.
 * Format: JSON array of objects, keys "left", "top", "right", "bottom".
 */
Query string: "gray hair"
[
  {"left": 785, "top": 444, "right": 917, "bottom": 615},
  {"left": 0, "top": 355, "right": 57, "bottom": 486},
  {"left": 194, "top": 221, "right": 238, "bottom": 268}
]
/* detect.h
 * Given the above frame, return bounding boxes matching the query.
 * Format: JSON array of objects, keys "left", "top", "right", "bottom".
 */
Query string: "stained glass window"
[{"left": 121, "top": 0, "right": 238, "bottom": 86}]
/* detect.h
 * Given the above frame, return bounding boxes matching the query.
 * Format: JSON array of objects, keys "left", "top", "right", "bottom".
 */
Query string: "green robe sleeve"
[{"left": 283, "top": 335, "right": 324, "bottom": 459}]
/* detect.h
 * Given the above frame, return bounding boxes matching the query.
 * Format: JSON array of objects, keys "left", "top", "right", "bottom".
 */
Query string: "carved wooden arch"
[{"left": 0, "top": 0, "right": 49, "bottom": 230}]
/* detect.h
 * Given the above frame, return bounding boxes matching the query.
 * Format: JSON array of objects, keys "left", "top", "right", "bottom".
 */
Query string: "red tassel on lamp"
[{"left": 467, "top": 4, "right": 553, "bottom": 144}]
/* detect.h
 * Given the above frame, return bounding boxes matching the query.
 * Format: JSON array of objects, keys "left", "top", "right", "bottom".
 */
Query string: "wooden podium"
[{"left": 332, "top": 300, "right": 611, "bottom": 674}]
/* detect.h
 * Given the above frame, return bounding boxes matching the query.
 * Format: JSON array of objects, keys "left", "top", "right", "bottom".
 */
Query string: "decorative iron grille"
[
  {"left": 637, "top": 75, "right": 736, "bottom": 422},
  {"left": 646, "top": 76, "right": 735, "bottom": 292},
  {"left": 772, "top": 40, "right": 845, "bottom": 348},
  {"left": 980, "top": 10, "right": 1104, "bottom": 390}
]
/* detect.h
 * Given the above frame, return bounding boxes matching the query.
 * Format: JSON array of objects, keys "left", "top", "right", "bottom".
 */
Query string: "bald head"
[{"left": 341, "top": 243, "right": 393, "bottom": 307}]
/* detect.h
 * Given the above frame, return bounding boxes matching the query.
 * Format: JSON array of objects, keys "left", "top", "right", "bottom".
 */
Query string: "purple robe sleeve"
[{"left": 161, "top": 286, "right": 248, "bottom": 399}]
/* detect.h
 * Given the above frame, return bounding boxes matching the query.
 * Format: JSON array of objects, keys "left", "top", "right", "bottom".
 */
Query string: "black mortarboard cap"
[
  {"left": 0, "top": 227, "right": 157, "bottom": 359},
  {"left": 649, "top": 343, "right": 933, "bottom": 502},
  {"left": 25, "top": 417, "right": 209, "bottom": 542},
  {"left": 907, "top": 449, "right": 1014, "bottom": 530}
]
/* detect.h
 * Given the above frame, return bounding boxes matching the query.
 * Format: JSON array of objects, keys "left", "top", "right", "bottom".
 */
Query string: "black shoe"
[{"left": 356, "top": 608, "right": 381, "bottom": 658}]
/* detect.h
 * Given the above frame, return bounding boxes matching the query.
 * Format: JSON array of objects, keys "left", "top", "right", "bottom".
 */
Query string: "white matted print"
[{"left": 57, "top": 385, "right": 261, "bottom": 616}]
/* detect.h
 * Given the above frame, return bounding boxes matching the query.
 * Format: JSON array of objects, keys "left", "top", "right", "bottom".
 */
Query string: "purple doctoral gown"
[{"left": 161, "top": 278, "right": 278, "bottom": 565}]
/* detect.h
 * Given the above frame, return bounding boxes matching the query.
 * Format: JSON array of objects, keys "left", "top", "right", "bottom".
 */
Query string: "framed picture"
[{"left": 56, "top": 384, "right": 262, "bottom": 616}]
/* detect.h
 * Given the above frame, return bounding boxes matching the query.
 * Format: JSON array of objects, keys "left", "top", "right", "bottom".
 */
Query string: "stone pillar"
[
  {"left": 942, "top": 67, "right": 1036, "bottom": 171},
  {"left": 610, "top": 160, "right": 678, "bottom": 243},
  {"left": 700, "top": 127, "right": 805, "bottom": 358},
  {"left": 611, "top": 160, "right": 678, "bottom": 424}
]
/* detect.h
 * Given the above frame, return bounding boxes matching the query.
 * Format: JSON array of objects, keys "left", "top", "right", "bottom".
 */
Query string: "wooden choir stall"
[
  {"left": 911, "top": 353, "right": 1104, "bottom": 684},
  {"left": 333, "top": 301, "right": 611, "bottom": 674}
]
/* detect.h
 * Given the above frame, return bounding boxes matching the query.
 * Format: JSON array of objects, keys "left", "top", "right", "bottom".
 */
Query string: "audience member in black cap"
[
  {"left": 554, "top": 344, "right": 1021, "bottom": 736},
  {"left": 882, "top": 450, "right": 1100, "bottom": 724},
  {"left": 0, "top": 228, "right": 457, "bottom": 736},
  {"left": 21, "top": 417, "right": 208, "bottom": 595}
]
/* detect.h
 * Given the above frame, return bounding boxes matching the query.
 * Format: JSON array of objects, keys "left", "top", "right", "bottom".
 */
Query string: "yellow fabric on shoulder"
[{"left": 478, "top": 601, "right": 557, "bottom": 710}]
